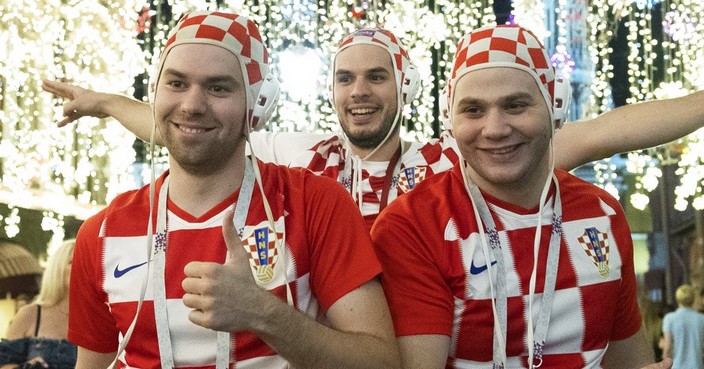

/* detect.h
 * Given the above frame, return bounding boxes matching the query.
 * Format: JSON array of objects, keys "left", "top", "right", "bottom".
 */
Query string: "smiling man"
[
  {"left": 371, "top": 24, "right": 671, "bottom": 369},
  {"left": 43, "top": 28, "right": 704, "bottom": 231},
  {"left": 68, "top": 11, "right": 399, "bottom": 369}
]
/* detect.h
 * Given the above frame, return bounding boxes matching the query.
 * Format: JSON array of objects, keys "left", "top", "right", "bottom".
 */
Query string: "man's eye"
[
  {"left": 462, "top": 106, "right": 481, "bottom": 114},
  {"left": 167, "top": 81, "right": 184, "bottom": 89},
  {"left": 506, "top": 102, "right": 529, "bottom": 112}
]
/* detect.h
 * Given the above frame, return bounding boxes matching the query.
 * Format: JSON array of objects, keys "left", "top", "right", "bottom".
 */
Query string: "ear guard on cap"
[
  {"left": 439, "top": 85, "right": 451, "bottom": 130},
  {"left": 402, "top": 65, "right": 421, "bottom": 105},
  {"left": 147, "top": 63, "right": 158, "bottom": 106},
  {"left": 552, "top": 76, "right": 571, "bottom": 129},
  {"left": 250, "top": 73, "right": 281, "bottom": 131}
]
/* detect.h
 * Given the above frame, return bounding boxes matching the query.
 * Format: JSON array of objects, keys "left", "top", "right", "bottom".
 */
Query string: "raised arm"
[
  {"left": 553, "top": 90, "right": 704, "bottom": 170},
  {"left": 42, "top": 80, "right": 157, "bottom": 144}
]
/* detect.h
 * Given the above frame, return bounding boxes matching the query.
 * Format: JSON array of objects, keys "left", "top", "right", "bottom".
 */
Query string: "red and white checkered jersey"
[
  {"left": 371, "top": 166, "right": 642, "bottom": 369},
  {"left": 69, "top": 162, "right": 381, "bottom": 369},
  {"left": 286, "top": 130, "right": 461, "bottom": 229}
]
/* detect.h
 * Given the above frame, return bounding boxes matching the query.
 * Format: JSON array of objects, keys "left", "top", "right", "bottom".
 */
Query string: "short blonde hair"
[
  {"left": 34, "top": 239, "right": 75, "bottom": 307},
  {"left": 675, "top": 284, "right": 696, "bottom": 307}
]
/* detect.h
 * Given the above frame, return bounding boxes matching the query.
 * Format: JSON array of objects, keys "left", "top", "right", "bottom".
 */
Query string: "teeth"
[
  {"left": 489, "top": 146, "right": 516, "bottom": 154},
  {"left": 350, "top": 108, "right": 375, "bottom": 115},
  {"left": 179, "top": 126, "right": 207, "bottom": 134}
]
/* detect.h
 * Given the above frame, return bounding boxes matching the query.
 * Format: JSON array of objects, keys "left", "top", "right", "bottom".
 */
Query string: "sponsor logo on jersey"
[
  {"left": 469, "top": 259, "right": 497, "bottom": 275},
  {"left": 577, "top": 227, "right": 610, "bottom": 277},
  {"left": 113, "top": 261, "right": 148, "bottom": 278}
]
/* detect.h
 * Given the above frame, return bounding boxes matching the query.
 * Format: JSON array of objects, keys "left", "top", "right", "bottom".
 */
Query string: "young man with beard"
[
  {"left": 44, "top": 28, "right": 704, "bottom": 229},
  {"left": 68, "top": 11, "right": 399, "bottom": 369},
  {"left": 371, "top": 24, "right": 671, "bottom": 369}
]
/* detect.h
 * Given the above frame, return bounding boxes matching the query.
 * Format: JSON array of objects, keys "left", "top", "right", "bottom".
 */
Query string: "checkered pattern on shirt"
[
  {"left": 372, "top": 168, "right": 643, "bottom": 368},
  {"left": 334, "top": 28, "right": 412, "bottom": 102},
  {"left": 447, "top": 25, "right": 555, "bottom": 118},
  {"left": 242, "top": 226, "right": 283, "bottom": 268},
  {"left": 156, "top": 11, "right": 270, "bottom": 126},
  {"left": 577, "top": 228, "right": 610, "bottom": 266},
  {"left": 287, "top": 131, "right": 460, "bottom": 227}
]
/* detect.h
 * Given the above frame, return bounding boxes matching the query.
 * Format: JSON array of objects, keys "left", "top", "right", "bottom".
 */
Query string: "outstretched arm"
[
  {"left": 553, "top": 90, "right": 704, "bottom": 171},
  {"left": 42, "top": 80, "right": 157, "bottom": 144}
]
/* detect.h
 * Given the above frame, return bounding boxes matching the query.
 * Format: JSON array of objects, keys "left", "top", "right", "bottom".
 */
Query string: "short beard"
[{"left": 343, "top": 117, "right": 400, "bottom": 150}]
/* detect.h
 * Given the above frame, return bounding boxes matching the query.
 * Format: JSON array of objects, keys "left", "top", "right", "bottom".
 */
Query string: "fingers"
[
  {"left": 222, "top": 209, "right": 244, "bottom": 263},
  {"left": 42, "top": 79, "right": 80, "bottom": 126},
  {"left": 41, "top": 79, "right": 73, "bottom": 99},
  {"left": 57, "top": 108, "right": 80, "bottom": 127}
]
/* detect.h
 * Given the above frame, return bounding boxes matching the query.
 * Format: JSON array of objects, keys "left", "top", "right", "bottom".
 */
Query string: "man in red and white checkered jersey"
[
  {"left": 44, "top": 29, "right": 704, "bottom": 232},
  {"left": 371, "top": 24, "right": 672, "bottom": 369},
  {"left": 68, "top": 11, "right": 400, "bottom": 369}
]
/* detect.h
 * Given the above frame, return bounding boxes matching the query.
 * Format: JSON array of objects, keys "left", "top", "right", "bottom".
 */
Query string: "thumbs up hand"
[{"left": 182, "top": 209, "right": 264, "bottom": 332}]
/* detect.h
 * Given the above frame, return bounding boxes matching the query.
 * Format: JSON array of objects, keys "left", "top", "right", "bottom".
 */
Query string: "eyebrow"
[
  {"left": 161, "top": 68, "right": 240, "bottom": 85},
  {"left": 335, "top": 67, "right": 391, "bottom": 76},
  {"left": 455, "top": 91, "right": 535, "bottom": 105}
]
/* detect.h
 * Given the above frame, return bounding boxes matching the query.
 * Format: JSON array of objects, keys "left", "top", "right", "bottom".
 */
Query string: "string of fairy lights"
[{"left": 1, "top": 0, "right": 703, "bottom": 247}]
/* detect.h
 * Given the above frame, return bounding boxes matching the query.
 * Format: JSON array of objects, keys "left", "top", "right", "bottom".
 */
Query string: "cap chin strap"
[
  {"left": 106, "top": 114, "right": 160, "bottom": 369},
  {"left": 460, "top": 141, "right": 561, "bottom": 369},
  {"left": 343, "top": 90, "right": 403, "bottom": 214}
]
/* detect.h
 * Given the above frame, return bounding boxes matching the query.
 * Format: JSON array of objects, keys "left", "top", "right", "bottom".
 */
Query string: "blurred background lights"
[{"left": 278, "top": 43, "right": 323, "bottom": 102}]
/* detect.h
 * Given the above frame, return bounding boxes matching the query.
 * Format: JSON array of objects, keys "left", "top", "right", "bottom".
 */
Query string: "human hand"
[
  {"left": 41, "top": 80, "right": 109, "bottom": 126},
  {"left": 182, "top": 209, "right": 266, "bottom": 332},
  {"left": 639, "top": 358, "right": 672, "bottom": 369}
]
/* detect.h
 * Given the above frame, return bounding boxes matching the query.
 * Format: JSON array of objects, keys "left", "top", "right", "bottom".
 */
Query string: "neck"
[
  {"left": 350, "top": 134, "right": 403, "bottom": 162},
  {"left": 167, "top": 152, "right": 247, "bottom": 217},
  {"left": 466, "top": 159, "right": 553, "bottom": 210}
]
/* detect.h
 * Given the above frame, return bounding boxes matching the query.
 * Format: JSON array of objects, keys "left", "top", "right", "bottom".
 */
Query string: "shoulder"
[
  {"left": 4, "top": 304, "right": 38, "bottom": 339},
  {"left": 556, "top": 169, "right": 625, "bottom": 216},
  {"left": 378, "top": 165, "right": 463, "bottom": 227}
]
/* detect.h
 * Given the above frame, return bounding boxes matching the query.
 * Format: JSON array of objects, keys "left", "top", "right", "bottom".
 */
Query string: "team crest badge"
[
  {"left": 242, "top": 226, "right": 282, "bottom": 283},
  {"left": 577, "top": 227, "right": 610, "bottom": 277},
  {"left": 397, "top": 166, "right": 427, "bottom": 193}
]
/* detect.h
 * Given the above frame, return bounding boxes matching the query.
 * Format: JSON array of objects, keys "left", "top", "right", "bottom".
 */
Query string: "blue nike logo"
[
  {"left": 469, "top": 259, "right": 497, "bottom": 275},
  {"left": 113, "top": 261, "right": 148, "bottom": 278}
]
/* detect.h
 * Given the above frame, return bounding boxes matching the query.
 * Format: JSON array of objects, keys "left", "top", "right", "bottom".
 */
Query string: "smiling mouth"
[
  {"left": 175, "top": 124, "right": 211, "bottom": 134},
  {"left": 484, "top": 145, "right": 519, "bottom": 155},
  {"left": 350, "top": 108, "right": 378, "bottom": 116}
]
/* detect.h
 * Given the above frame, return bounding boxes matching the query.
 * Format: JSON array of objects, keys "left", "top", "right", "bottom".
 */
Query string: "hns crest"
[
  {"left": 577, "top": 227, "right": 610, "bottom": 277},
  {"left": 243, "top": 226, "right": 281, "bottom": 283},
  {"left": 398, "top": 166, "right": 427, "bottom": 193}
]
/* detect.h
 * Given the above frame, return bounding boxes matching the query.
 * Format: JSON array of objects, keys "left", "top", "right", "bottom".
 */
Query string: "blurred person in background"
[
  {"left": 0, "top": 240, "right": 77, "bottom": 369},
  {"left": 662, "top": 284, "right": 704, "bottom": 369}
]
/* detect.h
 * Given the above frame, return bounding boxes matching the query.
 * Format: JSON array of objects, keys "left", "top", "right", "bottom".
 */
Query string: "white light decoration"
[
  {"left": 0, "top": 0, "right": 146, "bottom": 242},
  {"left": 617, "top": 0, "right": 704, "bottom": 212},
  {"left": 2, "top": 0, "right": 704, "bottom": 242},
  {"left": 278, "top": 45, "right": 323, "bottom": 103}
]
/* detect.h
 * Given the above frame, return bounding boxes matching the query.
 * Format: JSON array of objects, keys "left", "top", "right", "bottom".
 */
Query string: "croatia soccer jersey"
[
  {"left": 371, "top": 165, "right": 642, "bottom": 369},
  {"left": 68, "top": 162, "right": 381, "bottom": 369},
  {"left": 282, "top": 130, "right": 461, "bottom": 228}
]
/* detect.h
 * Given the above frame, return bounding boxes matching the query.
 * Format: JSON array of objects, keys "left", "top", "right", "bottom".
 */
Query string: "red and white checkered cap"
[
  {"left": 447, "top": 24, "right": 555, "bottom": 120},
  {"left": 153, "top": 11, "right": 270, "bottom": 120},
  {"left": 333, "top": 28, "right": 411, "bottom": 106}
]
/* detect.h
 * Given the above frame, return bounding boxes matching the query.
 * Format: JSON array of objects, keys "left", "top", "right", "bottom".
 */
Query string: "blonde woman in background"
[{"left": 0, "top": 240, "right": 77, "bottom": 369}]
